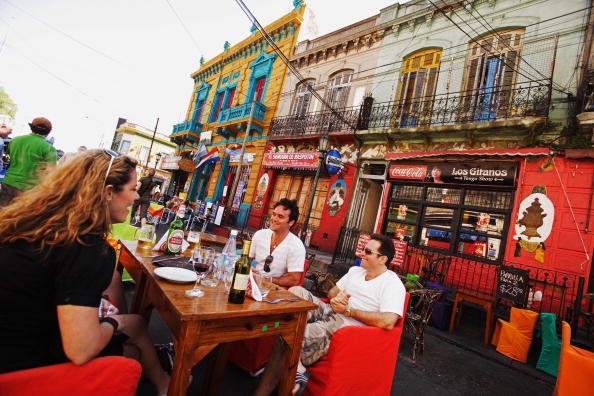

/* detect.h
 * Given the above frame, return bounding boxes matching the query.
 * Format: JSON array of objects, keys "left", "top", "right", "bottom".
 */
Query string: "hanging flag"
[
  {"left": 193, "top": 144, "right": 208, "bottom": 162},
  {"left": 223, "top": 146, "right": 241, "bottom": 157},
  {"left": 196, "top": 148, "right": 220, "bottom": 168}
]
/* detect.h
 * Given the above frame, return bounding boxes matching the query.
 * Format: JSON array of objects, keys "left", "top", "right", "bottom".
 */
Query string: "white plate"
[{"left": 154, "top": 267, "right": 197, "bottom": 283}]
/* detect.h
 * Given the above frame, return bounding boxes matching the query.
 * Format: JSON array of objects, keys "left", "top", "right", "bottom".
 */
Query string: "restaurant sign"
[
  {"left": 262, "top": 152, "right": 319, "bottom": 169},
  {"left": 160, "top": 155, "right": 181, "bottom": 170},
  {"left": 389, "top": 162, "right": 517, "bottom": 187}
]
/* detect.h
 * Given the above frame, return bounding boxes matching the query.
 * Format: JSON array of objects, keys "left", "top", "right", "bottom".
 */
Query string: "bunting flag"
[
  {"left": 193, "top": 144, "right": 208, "bottom": 162},
  {"left": 196, "top": 148, "right": 220, "bottom": 168}
]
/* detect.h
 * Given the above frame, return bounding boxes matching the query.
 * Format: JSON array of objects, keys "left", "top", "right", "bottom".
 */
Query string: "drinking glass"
[
  {"left": 254, "top": 272, "right": 273, "bottom": 298},
  {"left": 201, "top": 251, "right": 220, "bottom": 287},
  {"left": 185, "top": 248, "right": 213, "bottom": 297},
  {"left": 134, "top": 224, "right": 155, "bottom": 250}
]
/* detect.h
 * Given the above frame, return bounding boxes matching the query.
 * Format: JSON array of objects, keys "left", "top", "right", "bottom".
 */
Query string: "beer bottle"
[
  {"left": 164, "top": 205, "right": 185, "bottom": 255},
  {"left": 228, "top": 240, "right": 251, "bottom": 304}
]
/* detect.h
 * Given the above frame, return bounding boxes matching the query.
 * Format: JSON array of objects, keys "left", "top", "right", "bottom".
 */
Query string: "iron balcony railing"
[
  {"left": 365, "top": 79, "right": 552, "bottom": 129},
  {"left": 218, "top": 101, "right": 267, "bottom": 124},
  {"left": 171, "top": 120, "right": 202, "bottom": 135},
  {"left": 269, "top": 105, "right": 360, "bottom": 137}
]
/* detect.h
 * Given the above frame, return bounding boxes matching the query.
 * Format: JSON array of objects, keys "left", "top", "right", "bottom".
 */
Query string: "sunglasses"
[
  {"left": 364, "top": 247, "right": 385, "bottom": 257},
  {"left": 104, "top": 149, "right": 120, "bottom": 182},
  {"left": 264, "top": 255, "right": 273, "bottom": 272}
]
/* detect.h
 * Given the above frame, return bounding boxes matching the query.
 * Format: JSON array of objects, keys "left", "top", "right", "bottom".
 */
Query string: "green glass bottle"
[
  {"left": 228, "top": 240, "right": 251, "bottom": 304},
  {"left": 164, "top": 205, "right": 185, "bottom": 255}
]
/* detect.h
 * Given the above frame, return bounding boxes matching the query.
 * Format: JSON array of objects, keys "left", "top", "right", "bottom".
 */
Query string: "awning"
[
  {"left": 564, "top": 149, "right": 594, "bottom": 159},
  {"left": 386, "top": 148, "right": 551, "bottom": 161}
]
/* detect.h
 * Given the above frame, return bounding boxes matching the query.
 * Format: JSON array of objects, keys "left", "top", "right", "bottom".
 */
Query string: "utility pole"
[
  {"left": 228, "top": 102, "right": 255, "bottom": 209},
  {"left": 145, "top": 117, "right": 160, "bottom": 169}
]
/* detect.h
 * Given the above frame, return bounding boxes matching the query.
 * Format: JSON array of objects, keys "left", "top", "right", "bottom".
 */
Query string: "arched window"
[
  {"left": 326, "top": 70, "right": 353, "bottom": 109},
  {"left": 395, "top": 49, "right": 442, "bottom": 127},
  {"left": 292, "top": 79, "right": 315, "bottom": 116}
]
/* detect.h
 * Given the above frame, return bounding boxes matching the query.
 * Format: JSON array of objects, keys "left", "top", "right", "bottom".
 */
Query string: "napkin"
[
  {"left": 153, "top": 233, "right": 190, "bottom": 253},
  {"left": 249, "top": 270, "right": 263, "bottom": 302}
]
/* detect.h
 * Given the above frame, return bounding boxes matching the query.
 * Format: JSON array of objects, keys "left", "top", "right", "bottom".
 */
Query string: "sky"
[{"left": 0, "top": 0, "right": 399, "bottom": 153}]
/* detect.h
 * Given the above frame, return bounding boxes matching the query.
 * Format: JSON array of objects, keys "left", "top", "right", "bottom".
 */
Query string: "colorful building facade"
[{"left": 169, "top": 1, "right": 305, "bottom": 226}]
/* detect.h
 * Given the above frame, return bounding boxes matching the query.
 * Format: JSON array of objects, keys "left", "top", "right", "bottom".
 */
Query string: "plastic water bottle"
[{"left": 221, "top": 230, "right": 239, "bottom": 290}]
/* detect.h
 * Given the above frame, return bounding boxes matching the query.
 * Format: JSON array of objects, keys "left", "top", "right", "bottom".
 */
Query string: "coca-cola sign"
[{"left": 389, "top": 165, "right": 428, "bottom": 180}]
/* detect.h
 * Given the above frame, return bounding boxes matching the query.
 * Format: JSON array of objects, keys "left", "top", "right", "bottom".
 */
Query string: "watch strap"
[{"left": 100, "top": 317, "right": 119, "bottom": 333}]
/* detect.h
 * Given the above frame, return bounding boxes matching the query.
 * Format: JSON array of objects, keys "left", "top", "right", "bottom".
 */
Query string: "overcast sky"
[{"left": 0, "top": 0, "right": 399, "bottom": 152}]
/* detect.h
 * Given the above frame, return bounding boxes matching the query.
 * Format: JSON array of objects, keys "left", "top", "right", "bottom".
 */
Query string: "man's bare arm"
[
  {"left": 273, "top": 271, "right": 301, "bottom": 287},
  {"left": 330, "top": 298, "right": 399, "bottom": 330}
]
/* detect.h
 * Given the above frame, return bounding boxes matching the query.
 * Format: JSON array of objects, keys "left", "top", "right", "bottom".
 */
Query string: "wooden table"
[
  {"left": 448, "top": 291, "right": 494, "bottom": 345},
  {"left": 119, "top": 240, "right": 316, "bottom": 396},
  {"left": 198, "top": 232, "right": 228, "bottom": 248}
]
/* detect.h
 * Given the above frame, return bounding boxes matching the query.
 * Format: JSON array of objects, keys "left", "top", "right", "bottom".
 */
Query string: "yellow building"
[
  {"left": 170, "top": 1, "right": 305, "bottom": 226},
  {"left": 111, "top": 121, "right": 177, "bottom": 189}
]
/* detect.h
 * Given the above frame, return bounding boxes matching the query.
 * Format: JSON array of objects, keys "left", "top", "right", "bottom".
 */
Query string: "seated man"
[
  {"left": 250, "top": 198, "right": 305, "bottom": 288},
  {"left": 254, "top": 233, "right": 406, "bottom": 396}
]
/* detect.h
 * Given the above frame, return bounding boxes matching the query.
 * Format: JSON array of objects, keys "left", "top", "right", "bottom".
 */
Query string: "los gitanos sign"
[{"left": 389, "top": 162, "right": 517, "bottom": 186}]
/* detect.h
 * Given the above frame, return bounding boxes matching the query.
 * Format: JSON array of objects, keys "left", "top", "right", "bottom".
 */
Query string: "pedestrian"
[
  {"left": 255, "top": 234, "right": 406, "bottom": 396},
  {"left": 249, "top": 198, "right": 306, "bottom": 288},
  {"left": 131, "top": 168, "right": 158, "bottom": 227},
  {"left": 0, "top": 117, "right": 57, "bottom": 207},
  {"left": 0, "top": 149, "right": 170, "bottom": 394}
]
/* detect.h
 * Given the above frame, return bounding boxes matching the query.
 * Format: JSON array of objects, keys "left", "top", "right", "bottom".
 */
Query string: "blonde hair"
[{"left": 0, "top": 149, "right": 137, "bottom": 250}]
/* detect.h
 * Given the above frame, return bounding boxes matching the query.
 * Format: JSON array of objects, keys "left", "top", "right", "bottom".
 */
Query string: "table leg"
[
  {"left": 278, "top": 312, "right": 308, "bottom": 396},
  {"left": 449, "top": 294, "right": 460, "bottom": 333},
  {"left": 168, "top": 321, "right": 201, "bottom": 396},
  {"left": 131, "top": 273, "right": 153, "bottom": 322}
]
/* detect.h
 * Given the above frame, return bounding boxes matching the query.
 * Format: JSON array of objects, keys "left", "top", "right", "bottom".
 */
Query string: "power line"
[
  {"left": 164, "top": 0, "right": 203, "bottom": 56},
  {"left": 4, "top": 0, "right": 122, "bottom": 66}
]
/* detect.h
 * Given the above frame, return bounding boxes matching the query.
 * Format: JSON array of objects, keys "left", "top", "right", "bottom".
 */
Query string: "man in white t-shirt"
[
  {"left": 249, "top": 198, "right": 306, "bottom": 287},
  {"left": 254, "top": 233, "right": 406, "bottom": 396}
]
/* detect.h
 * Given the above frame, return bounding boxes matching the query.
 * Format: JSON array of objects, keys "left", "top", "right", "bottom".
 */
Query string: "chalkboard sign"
[{"left": 496, "top": 266, "right": 529, "bottom": 304}]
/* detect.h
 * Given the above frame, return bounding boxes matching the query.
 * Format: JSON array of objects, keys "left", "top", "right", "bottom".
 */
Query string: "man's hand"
[
  {"left": 330, "top": 295, "right": 349, "bottom": 314},
  {"left": 332, "top": 291, "right": 350, "bottom": 305},
  {"left": 0, "top": 125, "right": 12, "bottom": 138}
]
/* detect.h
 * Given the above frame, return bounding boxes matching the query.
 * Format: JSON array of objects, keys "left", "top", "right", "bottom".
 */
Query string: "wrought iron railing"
[
  {"left": 365, "top": 79, "right": 551, "bottom": 129},
  {"left": 269, "top": 106, "right": 360, "bottom": 137},
  {"left": 218, "top": 101, "right": 266, "bottom": 124},
  {"left": 171, "top": 120, "right": 202, "bottom": 135}
]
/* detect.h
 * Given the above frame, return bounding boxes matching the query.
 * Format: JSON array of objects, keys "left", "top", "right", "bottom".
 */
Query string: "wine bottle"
[
  {"left": 228, "top": 240, "right": 251, "bottom": 304},
  {"left": 164, "top": 205, "right": 185, "bottom": 256}
]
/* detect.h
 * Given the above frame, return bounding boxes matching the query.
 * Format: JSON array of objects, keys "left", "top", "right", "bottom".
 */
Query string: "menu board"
[{"left": 496, "top": 266, "right": 529, "bottom": 305}]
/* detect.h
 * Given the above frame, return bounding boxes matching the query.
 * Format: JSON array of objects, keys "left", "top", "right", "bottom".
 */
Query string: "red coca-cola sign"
[{"left": 389, "top": 165, "right": 427, "bottom": 180}]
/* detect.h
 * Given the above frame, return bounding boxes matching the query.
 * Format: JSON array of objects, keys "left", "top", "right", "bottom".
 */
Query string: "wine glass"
[
  {"left": 185, "top": 248, "right": 213, "bottom": 297},
  {"left": 201, "top": 251, "right": 219, "bottom": 287}
]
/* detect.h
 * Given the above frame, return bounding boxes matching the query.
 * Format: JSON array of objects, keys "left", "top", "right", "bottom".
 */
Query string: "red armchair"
[
  {"left": 304, "top": 293, "right": 410, "bottom": 396},
  {"left": 230, "top": 259, "right": 310, "bottom": 372},
  {"left": 0, "top": 356, "right": 142, "bottom": 396}
]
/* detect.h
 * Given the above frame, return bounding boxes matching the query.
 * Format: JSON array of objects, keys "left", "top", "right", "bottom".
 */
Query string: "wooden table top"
[
  {"left": 120, "top": 239, "right": 316, "bottom": 320},
  {"left": 198, "top": 232, "right": 228, "bottom": 247}
]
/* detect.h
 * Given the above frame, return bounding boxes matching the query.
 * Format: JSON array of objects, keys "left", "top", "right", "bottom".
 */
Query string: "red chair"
[
  {"left": 0, "top": 356, "right": 142, "bottom": 396},
  {"left": 304, "top": 293, "right": 410, "bottom": 396},
  {"left": 229, "top": 259, "right": 310, "bottom": 373}
]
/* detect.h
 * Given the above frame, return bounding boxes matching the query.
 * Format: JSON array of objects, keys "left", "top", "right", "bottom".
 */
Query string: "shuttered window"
[
  {"left": 292, "top": 79, "right": 314, "bottom": 117},
  {"left": 327, "top": 70, "right": 353, "bottom": 109}
]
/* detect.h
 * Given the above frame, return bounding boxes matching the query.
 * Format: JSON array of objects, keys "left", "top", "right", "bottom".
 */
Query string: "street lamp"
[
  {"left": 154, "top": 152, "right": 163, "bottom": 169},
  {"left": 301, "top": 126, "right": 331, "bottom": 242}
]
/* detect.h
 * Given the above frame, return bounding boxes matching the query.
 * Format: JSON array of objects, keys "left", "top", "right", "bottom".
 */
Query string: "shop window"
[
  {"left": 383, "top": 182, "right": 513, "bottom": 263},
  {"left": 395, "top": 49, "right": 442, "bottom": 127}
]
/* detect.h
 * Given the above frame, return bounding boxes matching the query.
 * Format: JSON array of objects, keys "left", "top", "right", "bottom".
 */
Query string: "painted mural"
[
  {"left": 359, "top": 140, "right": 523, "bottom": 159},
  {"left": 327, "top": 178, "right": 347, "bottom": 216},
  {"left": 513, "top": 187, "right": 555, "bottom": 264}
]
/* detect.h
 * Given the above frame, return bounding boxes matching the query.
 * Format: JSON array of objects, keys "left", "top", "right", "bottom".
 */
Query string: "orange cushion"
[{"left": 495, "top": 320, "right": 533, "bottom": 363}]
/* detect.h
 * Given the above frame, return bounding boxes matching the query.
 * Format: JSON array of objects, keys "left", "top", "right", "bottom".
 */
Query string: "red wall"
[
  {"left": 310, "top": 167, "right": 356, "bottom": 253},
  {"left": 504, "top": 157, "right": 594, "bottom": 282}
]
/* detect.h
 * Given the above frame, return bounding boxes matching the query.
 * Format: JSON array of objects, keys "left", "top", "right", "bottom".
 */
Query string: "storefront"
[
  {"left": 249, "top": 150, "right": 356, "bottom": 252},
  {"left": 377, "top": 148, "right": 593, "bottom": 288}
]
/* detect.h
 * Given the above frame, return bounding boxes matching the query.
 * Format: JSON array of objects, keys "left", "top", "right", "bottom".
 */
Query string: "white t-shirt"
[
  {"left": 249, "top": 229, "right": 306, "bottom": 279},
  {"left": 336, "top": 266, "right": 406, "bottom": 327}
]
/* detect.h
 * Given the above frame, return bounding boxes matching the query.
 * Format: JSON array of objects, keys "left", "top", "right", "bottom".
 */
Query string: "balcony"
[
  {"left": 218, "top": 101, "right": 267, "bottom": 124},
  {"left": 269, "top": 106, "right": 360, "bottom": 138},
  {"left": 363, "top": 79, "right": 551, "bottom": 130},
  {"left": 171, "top": 120, "right": 202, "bottom": 135}
]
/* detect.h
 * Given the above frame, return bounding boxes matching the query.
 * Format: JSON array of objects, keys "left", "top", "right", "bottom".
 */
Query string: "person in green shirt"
[{"left": 0, "top": 117, "right": 57, "bottom": 207}]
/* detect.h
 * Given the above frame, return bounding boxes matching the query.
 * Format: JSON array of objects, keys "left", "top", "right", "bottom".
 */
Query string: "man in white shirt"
[
  {"left": 254, "top": 233, "right": 406, "bottom": 396},
  {"left": 250, "top": 198, "right": 306, "bottom": 287}
]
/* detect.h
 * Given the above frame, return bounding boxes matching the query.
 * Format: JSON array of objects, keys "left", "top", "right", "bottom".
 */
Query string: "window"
[
  {"left": 139, "top": 146, "right": 150, "bottom": 164},
  {"left": 195, "top": 100, "right": 205, "bottom": 123},
  {"left": 462, "top": 29, "right": 524, "bottom": 122},
  {"left": 210, "top": 92, "right": 224, "bottom": 122},
  {"left": 254, "top": 77, "right": 266, "bottom": 102},
  {"left": 119, "top": 140, "right": 131, "bottom": 155},
  {"left": 395, "top": 49, "right": 442, "bottom": 127},
  {"left": 292, "top": 80, "right": 314, "bottom": 117},
  {"left": 327, "top": 70, "right": 353, "bottom": 109},
  {"left": 383, "top": 183, "right": 513, "bottom": 263},
  {"left": 225, "top": 88, "right": 236, "bottom": 109}
]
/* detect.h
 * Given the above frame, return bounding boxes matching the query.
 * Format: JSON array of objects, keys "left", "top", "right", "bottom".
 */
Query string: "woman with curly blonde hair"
[{"left": 0, "top": 149, "right": 169, "bottom": 394}]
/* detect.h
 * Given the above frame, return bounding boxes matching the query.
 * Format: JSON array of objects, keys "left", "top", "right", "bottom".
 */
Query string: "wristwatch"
[{"left": 345, "top": 306, "right": 352, "bottom": 317}]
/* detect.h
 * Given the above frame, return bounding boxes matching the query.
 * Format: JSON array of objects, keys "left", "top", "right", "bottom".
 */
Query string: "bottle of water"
[{"left": 221, "top": 230, "right": 239, "bottom": 288}]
